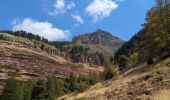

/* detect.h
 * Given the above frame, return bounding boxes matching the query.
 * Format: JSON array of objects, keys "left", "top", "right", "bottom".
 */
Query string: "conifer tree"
[
  {"left": 0, "top": 78, "right": 24, "bottom": 100},
  {"left": 46, "top": 75, "right": 56, "bottom": 100},
  {"left": 68, "top": 72, "right": 78, "bottom": 92},
  {"left": 31, "top": 80, "right": 46, "bottom": 100},
  {"left": 23, "top": 80, "right": 35, "bottom": 100}
]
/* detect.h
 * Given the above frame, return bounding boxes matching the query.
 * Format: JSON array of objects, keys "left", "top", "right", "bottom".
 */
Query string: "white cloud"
[
  {"left": 12, "top": 18, "right": 70, "bottom": 41},
  {"left": 54, "top": 0, "right": 65, "bottom": 11},
  {"left": 86, "top": 0, "right": 118, "bottom": 22},
  {"left": 71, "top": 14, "right": 84, "bottom": 24},
  {"left": 49, "top": 0, "right": 75, "bottom": 15}
]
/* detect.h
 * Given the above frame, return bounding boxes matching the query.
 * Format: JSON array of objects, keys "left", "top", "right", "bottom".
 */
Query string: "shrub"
[{"left": 104, "top": 66, "right": 117, "bottom": 80}]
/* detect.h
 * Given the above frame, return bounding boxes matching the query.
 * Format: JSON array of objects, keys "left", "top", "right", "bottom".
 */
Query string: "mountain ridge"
[
  {"left": 0, "top": 29, "right": 124, "bottom": 66},
  {"left": 71, "top": 29, "right": 124, "bottom": 56}
]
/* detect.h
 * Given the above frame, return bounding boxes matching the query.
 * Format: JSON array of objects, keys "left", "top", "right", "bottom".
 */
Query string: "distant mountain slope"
[
  {"left": 72, "top": 29, "right": 124, "bottom": 56},
  {"left": 63, "top": 29, "right": 124, "bottom": 66},
  {"left": 0, "top": 33, "right": 104, "bottom": 81}
]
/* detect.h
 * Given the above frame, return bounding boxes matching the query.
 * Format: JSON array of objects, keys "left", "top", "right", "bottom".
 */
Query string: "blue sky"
[{"left": 0, "top": 0, "right": 155, "bottom": 41}]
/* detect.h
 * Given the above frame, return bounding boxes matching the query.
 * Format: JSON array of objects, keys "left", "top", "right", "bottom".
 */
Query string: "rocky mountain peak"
[
  {"left": 72, "top": 29, "right": 124, "bottom": 45},
  {"left": 72, "top": 29, "right": 124, "bottom": 57}
]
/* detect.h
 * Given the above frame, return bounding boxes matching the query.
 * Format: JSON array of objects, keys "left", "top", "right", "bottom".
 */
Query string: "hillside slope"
[
  {"left": 114, "top": 4, "right": 170, "bottom": 69},
  {"left": 0, "top": 33, "right": 104, "bottom": 81},
  {"left": 0, "top": 30, "right": 124, "bottom": 66},
  {"left": 59, "top": 58, "right": 170, "bottom": 100}
]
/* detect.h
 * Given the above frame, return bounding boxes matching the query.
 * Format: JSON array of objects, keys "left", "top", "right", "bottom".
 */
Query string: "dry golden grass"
[
  {"left": 58, "top": 58, "right": 170, "bottom": 100},
  {"left": 152, "top": 90, "right": 170, "bottom": 100}
]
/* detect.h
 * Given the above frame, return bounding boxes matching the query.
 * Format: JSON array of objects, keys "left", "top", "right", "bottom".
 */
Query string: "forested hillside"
[{"left": 114, "top": 0, "right": 170, "bottom": 70}]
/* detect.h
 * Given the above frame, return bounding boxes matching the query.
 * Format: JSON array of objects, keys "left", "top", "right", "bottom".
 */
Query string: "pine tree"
[
  {"left": 31, "top": 80, "right": 46, "bottom": 100},
  {"left": 0, "top": 78, "right": 24, "bottom": 100},
  {"left": 46, "top": 75, "right": 56, "bottom": 100},
  {"left": 68, "top": 72, "right": 78, "bottom": 92},
  {"left": 23, "top": 80, "right": 35, "bottom": 100},
  {"left": 55, "top": 78, "right": 65, "bottom": 96}
]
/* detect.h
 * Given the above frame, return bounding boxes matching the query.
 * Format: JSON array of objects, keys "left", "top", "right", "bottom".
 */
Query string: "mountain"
[
  {"left": 73, "top": 29, "right": 124, "bottom": 56},
  {"left": 0, "top": 29, "right": 124, "bottom": 68},
  {"left": 63, "top": 29, "right": 124, "bottom": 66}
]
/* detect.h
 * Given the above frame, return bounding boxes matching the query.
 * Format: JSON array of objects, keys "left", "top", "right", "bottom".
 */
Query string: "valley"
[{"left": 0, "top": 0, "right": 170, "bottom": 100}]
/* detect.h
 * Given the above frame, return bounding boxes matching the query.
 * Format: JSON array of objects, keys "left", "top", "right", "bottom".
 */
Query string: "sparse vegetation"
[{"left": 104, "top": 66, "right": 117, "bottom": 80}]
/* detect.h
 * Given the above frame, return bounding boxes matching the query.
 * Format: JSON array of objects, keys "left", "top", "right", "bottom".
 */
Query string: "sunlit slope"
[
  {"left": 0, "top": 33, "right": 104, "bottom": 81},
  {"left": 59, "top": 58, "right": 170, "bottom": 100}
]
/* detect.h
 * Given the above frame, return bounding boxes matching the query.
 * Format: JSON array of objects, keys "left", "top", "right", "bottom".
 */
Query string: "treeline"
[
  {"left": 0, "top": 30, "right": 49, "bottom": 43},
  {"left": 0, "top": 67, "right": 117, "bottom": 100},
  {"left": 0, "top": 30, "right": 71, "bottom": 48},
  {"left": 114, "top": 0, "right": 170, "bottom": 68}
]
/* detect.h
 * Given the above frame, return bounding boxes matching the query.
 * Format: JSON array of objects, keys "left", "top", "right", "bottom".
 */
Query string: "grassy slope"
[{"left": 58, "top": 58, "right": 170, "bottom": 100}]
